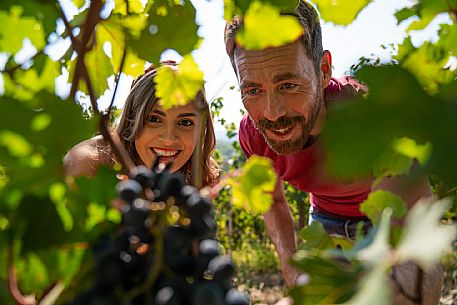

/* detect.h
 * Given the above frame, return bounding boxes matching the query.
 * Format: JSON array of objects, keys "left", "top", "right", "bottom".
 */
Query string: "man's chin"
[{"left": 265, "top": 137, "right": 308, "bottom": 155}]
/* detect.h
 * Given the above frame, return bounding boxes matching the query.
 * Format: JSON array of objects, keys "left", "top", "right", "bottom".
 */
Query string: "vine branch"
[{"left": 7, "top": 241, "right": 36, "bottom": 305}]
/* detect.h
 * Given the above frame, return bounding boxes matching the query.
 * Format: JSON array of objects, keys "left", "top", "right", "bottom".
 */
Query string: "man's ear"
[{"left": 320, "top": 50, "right": 332, "bottom": 88}]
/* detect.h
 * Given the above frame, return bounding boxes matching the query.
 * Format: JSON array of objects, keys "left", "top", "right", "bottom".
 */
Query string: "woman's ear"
[{"left": 321, "top": 50, "right": 332, "bottom": 88}]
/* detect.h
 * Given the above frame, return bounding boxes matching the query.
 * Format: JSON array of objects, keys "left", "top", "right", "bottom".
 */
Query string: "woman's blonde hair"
[{"left": 115, "top": 62, "right": 218, "bottom": 187}]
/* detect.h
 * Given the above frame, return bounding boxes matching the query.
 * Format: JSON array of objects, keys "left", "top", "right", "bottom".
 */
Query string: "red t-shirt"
[{"left": 238, "top": 77, "right": 372, "bottom": 218}]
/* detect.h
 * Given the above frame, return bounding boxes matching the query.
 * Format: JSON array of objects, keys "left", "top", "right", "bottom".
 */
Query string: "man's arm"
[
  {"left": 63, "top": 135, "right": 112, "bottom": 177},
  {"left": 263, "top": 176, "right": 299, "bottom": 287}
]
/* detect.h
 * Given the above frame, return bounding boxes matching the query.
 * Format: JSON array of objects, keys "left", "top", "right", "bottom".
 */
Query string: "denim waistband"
[{"left": 310, "top": 209, "right": 372, "bottom": 240}]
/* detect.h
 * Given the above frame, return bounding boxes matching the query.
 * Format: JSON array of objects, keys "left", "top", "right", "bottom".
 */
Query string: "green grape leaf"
[
  {"left": 235, "top": 2, "right": 303, "bottom": 50},
  {"left": 114, "top": 0, "right": 145, "bottom": 15},
  {"left": 360, "top": 190, "right": 406, "bottom": 225},
  {"left": 227, "top": 155, "right": 276, "bottom": 214},
  {"left": 406, "top": 0, "right": 449, "bottom": 32},
  {"left": 230, "top": 0, "right": 298, "bottom": 15},
  {"left": 0, "top": 0, "right": 59, "bottom": 36},
  {"left": 356, "top": 208, "right": 392, "bottom": 266},
  {"left": 313, "top": 0, "right": 372, "bottom": 26},
  {"left": 323, "top": 65, "right": 457, "bottom": 187},
  {"left": 98, "top": 18, "right": 146, "bottom": 77},
  {"left": 438, "top": 23, "right": 457, "bottom": 55},
  {"left": 155, "top": 54, "right": 204, "bottom": 110},
  {"left": 0, "top": 8, "right": 45, "bottom": 53},
  {"left": 290, "top": 252, "right": 363, "bottom": 305},
  {"left": 343, "top": 264, "right": 391, "bottom": 305},
  {"left": 0, "top": 93, "right": 96, "bottom": 195},
  {"left": 299, "top": 221, "right": 353, "bottom": 251},
  {"left": 396, "top": 198, "right": 457, "bottom": 268},
  {"left": 3, "top": 57, "right": 61, "bottom": 100},
  {"left": 394, "top": 6, "right": 418, "bottom": 24},
  {"left": 400, "top": 42, "right": 454, "bottom": 92},
  {"left": 130, "top": 0, "right": 199, "bottom": 64}
]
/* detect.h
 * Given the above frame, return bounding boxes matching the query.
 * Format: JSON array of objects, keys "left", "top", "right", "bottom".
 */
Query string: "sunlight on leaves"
[
  {"left": 394, "top": 137, "right": 431, "bottom": 164},
  {"left": 0, "top": 214, "right": 9, "bottom": 231},
  {"left": 155, "top": 54, "right": 204, "bottom": 110},
  {"left": 396, "top": 198, "right": 457, "bottom": 268},
  {"left": 0, "top": 130, "right": 33, "bottom": 157},
  {"left": 357, "top": 208, "right": 392, "bottom": 266},
  {"left": 0, "top": 8, "right": 45, "bottom": 53},
  {"left": 30, "top": 113, "right": 52, "bottom": 132},
  {"left": 360, "top": 190, "right": 406, "bottom": 225},
  {"left": 227, "top": 156, "right": 276, "bottom": 214},
  {"left": 114, "top": 0, "right": 145, "bottom": 15},
  {"left": 50, "top": 183, "right": 74, "bottom": 232},
  {"left": 235, "top": 1, "right": 303, "bottom": 50},
  {"left": 313, "top": 0, "right": 372, "bottom": 26}
]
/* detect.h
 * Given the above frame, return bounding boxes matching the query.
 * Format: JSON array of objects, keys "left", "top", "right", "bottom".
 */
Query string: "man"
[{"left": 224, "top": 1, "right": 442, "bottom": 303}]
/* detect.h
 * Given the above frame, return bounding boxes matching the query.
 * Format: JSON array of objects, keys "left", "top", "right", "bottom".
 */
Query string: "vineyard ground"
[{"left": 234, "top": 258, "right": 457, "bottom": 305}]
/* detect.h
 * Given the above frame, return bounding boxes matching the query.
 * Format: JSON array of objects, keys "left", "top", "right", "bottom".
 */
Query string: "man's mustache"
[{"left": 256, "top": 116, "right": 305, "bottom": 131}]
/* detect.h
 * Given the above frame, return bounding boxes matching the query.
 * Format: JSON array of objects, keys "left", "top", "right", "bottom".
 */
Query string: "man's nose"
[{"left": 263, "top": 91, "right": 287, "bottom": 122}]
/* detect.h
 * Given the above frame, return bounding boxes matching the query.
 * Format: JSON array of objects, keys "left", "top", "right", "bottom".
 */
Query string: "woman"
[{"left": 63, "top": 62, "right": 219, "bottom": 188}]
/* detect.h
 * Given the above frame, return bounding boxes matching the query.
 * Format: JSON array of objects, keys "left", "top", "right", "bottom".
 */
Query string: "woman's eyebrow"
[
  {"left": 177, "top": 112, "right": 197, "bottom": 118},
  {"left": 152, "top": 110, "right": 166, "bottom": 116}
]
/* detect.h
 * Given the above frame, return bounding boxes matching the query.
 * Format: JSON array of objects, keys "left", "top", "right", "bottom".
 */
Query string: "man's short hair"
[{"left": 224, "top": 0, "right": 323, "bottom": 74}]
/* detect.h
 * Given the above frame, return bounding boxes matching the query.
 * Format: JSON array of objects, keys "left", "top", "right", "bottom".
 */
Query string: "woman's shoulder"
[{"left": 63, "top": 135, "right": 113, "bottom": 177}]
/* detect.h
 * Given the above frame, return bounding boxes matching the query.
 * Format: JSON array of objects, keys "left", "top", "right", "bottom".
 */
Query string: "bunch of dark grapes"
[{"left": 71, "top": 160, "right": 250, "bottom": 305}]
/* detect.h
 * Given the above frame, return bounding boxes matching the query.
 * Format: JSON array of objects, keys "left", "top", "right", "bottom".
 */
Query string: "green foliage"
[
  {"left": 396, "top": 198, "right": 457, "bottom": 268},
  {"left": 228, "top": 155, "right": 277, "bottom": 214},
  {"left": 155, "top": 54, "right": 204, "bottom": 110},
  {"left": 313, "top": 0, "right": 372, "bottom": 26},
  {"left": 299, "top": 221, "right": 353, "bottom": 251},
  {"left": 360, "top": 190, "right": 406, "bottom": 225},
  {"left": 323, "top": 65, "right": 457, "bottom": 190},
  {"left": 235, "top": 1, "right": 304, "bottom": 50},
  {"left": 129, "top": 0, "right": 199, "bottom": 64}
]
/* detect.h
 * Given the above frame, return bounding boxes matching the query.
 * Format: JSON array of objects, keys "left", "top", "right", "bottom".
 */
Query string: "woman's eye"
[
  {"left": 179, "top": 119, "right": 194, "bottom": 127},
  {"left": 147, "top": 115, "right": 160, "bottom": 123}
]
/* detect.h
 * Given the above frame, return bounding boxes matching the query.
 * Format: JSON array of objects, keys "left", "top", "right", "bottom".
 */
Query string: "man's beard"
[{"left": 253, "top": 92, "right": 323, "bottom": 155}]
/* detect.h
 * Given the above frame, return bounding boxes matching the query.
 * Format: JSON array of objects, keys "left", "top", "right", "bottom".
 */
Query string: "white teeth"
[
  {"left": 152, "top": 148, "right": 179, "bottom": 156},
  {"left": 274, "top": 128, "right": 290, "bottom": 134}
]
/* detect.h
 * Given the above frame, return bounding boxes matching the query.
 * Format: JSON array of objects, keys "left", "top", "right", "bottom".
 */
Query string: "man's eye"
[
  {"left": 281, "top": 83, "right": 297, "bottom": 90},
  {"left": 147, "top": 115, "right": 160, "bottom": 123},
  {"left": 179, "top": 119, "right": 194, "bottom": 127},
  {"left": 246, "top": 88, "right": 260, "bottom": 95}
]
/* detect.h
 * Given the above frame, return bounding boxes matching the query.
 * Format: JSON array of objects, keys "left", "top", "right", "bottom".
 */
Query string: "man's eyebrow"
[
  {"left": 177, "top": 112, "right": 197, "bottom": 118},
  {"left": 239, "top": 81, "right": 262, "bottom": 90},
  {"left": 273, "top": 72, "right": 299, "bottom": 83}
]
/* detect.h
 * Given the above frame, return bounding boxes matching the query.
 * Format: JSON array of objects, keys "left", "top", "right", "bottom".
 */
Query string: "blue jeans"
[{"left": 310, "top": 209, "right": 372, "bottom": 240}]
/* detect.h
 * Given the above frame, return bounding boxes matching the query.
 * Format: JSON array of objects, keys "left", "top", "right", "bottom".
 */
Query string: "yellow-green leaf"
[
  {"left": 0, "top": 130, "right": 33, "bottom": 157},
  {"left": 114, "top": 0, "right": 145, "bottom": 15},
  {"left": 227, "top": 155, "right": 276, "bottom": 214},
  {"left": 394, "top": 137, "right": 431, "bottom": 165},
  {"left": 396, "top": 198, "right": 457, "bottom": 268},
  {"left": 313, "top": 0, "right": 372, "bottom": 26},
  {"left": 360, "top": 190, "right": 406, "bottom": 225},
  {"left": 0, "top": 8, "right": 45, "bottom": 53},
  {"left": 235, "top": 1, "right": 303, "bottom": 50},
  {"left": 155, "top": 54, "right": 204, "bottom": 110}
]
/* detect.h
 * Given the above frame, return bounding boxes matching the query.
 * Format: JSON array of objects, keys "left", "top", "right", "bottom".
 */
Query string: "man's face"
[{"left": 234, "top": 40, "right": 327, "bottom": 155}]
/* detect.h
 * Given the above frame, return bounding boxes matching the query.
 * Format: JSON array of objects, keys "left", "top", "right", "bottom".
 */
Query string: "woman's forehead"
[{"left": 152, "top": 101, "right": 198, "bottom": 114}]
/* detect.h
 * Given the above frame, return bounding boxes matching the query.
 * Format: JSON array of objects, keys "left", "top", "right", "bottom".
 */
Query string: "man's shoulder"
[{"left": 325, "top": 76, "right": 367, "bottom": 102}]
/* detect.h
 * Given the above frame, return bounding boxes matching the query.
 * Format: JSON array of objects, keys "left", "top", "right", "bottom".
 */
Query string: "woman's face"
[{"left": 135, "top": 102, "right": 200, "bottom": 173}]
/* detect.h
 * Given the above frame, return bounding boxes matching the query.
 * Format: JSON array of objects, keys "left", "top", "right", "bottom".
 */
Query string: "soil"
[{"left": 235, "top": 267, "right": 457, "bottom": 305}]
